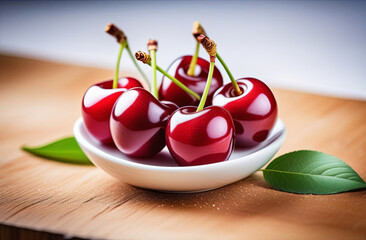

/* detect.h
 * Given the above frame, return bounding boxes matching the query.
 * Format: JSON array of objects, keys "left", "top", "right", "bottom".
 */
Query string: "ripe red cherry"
[
  {"left": 158, "top": 55, "right": 223, "bottom": 107},
  {"left": 212, "top": 78, "right": 278, "bottom": 147},
  {"left": 82, "top": 78, "right": 143, "bottom": 144},
  {"left": 110, "top": 88, "right": 178, "bottom": 157},
  {"left": 165, "top": 106, "right": 235, "bottom": 166}
]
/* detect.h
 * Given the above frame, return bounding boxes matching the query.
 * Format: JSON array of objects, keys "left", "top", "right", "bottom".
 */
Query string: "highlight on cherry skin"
[
  {"left": 212, "top": 78, "right": 278, "bottom": 147},
  {"left": 165, "top": 106, "right": 235, "bottom": 166},
  {"left": 110, "top": 88, "right": 178, "bottom": 158},
  {"left": 82, "top": 78, "right": 143, "bottom": 144},
  {"left": 159, "top": 55, "right": 223, "bottom": 107}
]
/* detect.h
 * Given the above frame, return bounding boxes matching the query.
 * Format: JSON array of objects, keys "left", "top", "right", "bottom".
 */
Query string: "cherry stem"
[
  {"left": 155, "top": 65, "right": 200, "bottom": 101},
  {"left": 196, "top": 61, "right": 215, "bottom": 112},
  {"left": 150, "top": 49, "right": 158, "bottom": 99},
  {"left": 135, "top": 51, "right": 200, "bottom": 101},
  {"left": 126, "top": 43, "right": 150, "bottom": 88},
  {"left": 187, "top": 41, "right": 200, "bottom": 76},
  {"left": 113, "top": 41, "right": 127, "bottom": 89},
  {"left": 216, "top": 53, "right": 242, "bottom": 95}
]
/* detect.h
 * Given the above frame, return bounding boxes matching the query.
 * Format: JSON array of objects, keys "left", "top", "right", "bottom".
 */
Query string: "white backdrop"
[{"left": 1, "top": 0, "right": 365, "bottom": 100}]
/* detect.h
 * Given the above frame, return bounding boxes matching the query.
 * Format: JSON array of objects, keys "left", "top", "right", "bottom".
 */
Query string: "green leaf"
[
  {"left": 262, "top": 150, "right": 366, "bottom": 194},
  {"left": 22, "top": 137, "right": 92, "bottom": 165}
]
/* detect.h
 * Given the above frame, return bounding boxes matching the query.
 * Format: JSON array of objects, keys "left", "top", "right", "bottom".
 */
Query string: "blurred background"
[{"left": 1, "top": 0, "right": 365, "bottom": 100}]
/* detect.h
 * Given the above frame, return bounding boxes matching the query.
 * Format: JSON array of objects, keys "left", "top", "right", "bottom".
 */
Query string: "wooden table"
[{"left": 0, "top": 55, "right": 365, "bottom": 240}]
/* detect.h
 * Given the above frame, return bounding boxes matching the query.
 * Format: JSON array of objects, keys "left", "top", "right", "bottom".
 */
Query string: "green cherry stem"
[
  {"left": 126, "top": 43, "right": 150, "bottom": 88},
  {"left": 148, "top": 39, "right": 158, "bottom": 99},
  {"left": 150, "top": 49, "right": 158, "bottom": 98},
  {"left": 191, "top": 22, "right": 242, "bottom": 96},
  {"left": 135, "top": 51, "right": 200, "bottom": 101},
  {"left": 105, "top": 23, "right": 150, "bottom": 89},
  {"left": 187, "top": 41, "right": 200, "bottom": 76},
  {"left": 113, "top": 41, "right": 127, "bottom": 89},
  {"left": 216, "top": 53, "right": 242, "bottom": 95},
  {"left": 195, "top": 34, "right": 217, "bottom": 112},
  {"left": 196, "top": 61, "right": 215, "bottom": 112},
  {"left": 188, "top": 21, "right": 206, "bottom": 76}
]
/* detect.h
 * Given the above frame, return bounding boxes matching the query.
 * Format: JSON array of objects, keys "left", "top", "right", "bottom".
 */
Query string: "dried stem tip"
[
  {"left": 135, "top": 51, "right": 151, "bottom": 64},
  {"left": 192, "top": 21, "right": 207, "bottom": 38},
  {"left": 196, "top": 34, "right": 217, "bottom": 60},
  {"left": 147, "top": 39, "right": 158, "bottom": 51},
  {"left": 105, "top": 23, "right": 127, "bottom": 43}
]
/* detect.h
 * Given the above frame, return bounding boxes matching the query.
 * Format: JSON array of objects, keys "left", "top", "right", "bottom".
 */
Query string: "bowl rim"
[{"left": 74, "top": 117, "right": 286, "bottom": 173}]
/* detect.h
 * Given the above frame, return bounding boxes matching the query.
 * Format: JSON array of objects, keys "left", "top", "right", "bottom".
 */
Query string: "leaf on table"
[
  {"left": 262, "top": 150, "right": 366, "bottom": 194},
  {"left": 22, "top": 137, "right": 92, "bottom": 165}
]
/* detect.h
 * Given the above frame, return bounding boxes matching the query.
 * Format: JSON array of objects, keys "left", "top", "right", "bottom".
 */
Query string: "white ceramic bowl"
[{"left": 74, "top": 118, "right": 286, "bottom": 192}]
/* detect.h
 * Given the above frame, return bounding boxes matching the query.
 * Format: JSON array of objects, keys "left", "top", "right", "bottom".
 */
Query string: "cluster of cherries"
[{"left": 82, "top": 22, "right": 277, "bottom": 166}]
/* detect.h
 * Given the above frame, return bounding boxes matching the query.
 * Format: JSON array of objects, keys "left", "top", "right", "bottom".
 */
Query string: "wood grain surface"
[{"left": 0, "top": 55, "right": 365, "bottom": 240}]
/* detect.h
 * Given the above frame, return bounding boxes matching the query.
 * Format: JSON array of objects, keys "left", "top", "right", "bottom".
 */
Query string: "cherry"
[
  {"left": 166, "top": 106, "right": 235, "bottom": 166},
  {"left": 166, "top": 34, "right": 235, "bottom": 166},
  {"left": 188, "top": 23, "right": 278, "bottom": 148},
  {"left": 82, "top": 78, "right": 143, "bottom": 144},
  {"left": 110, "top": 88, "right": 178, "bottom": 157},
  {"left": 213, "top": 78, "right": 278, "bottom": 147},
  {"left": 110, "top": 42, "right": 206, "bottom": 158},
  {"left": 158, "top": 55, "right": 223, "bottom": 107},
  {"left": 82, "top": 24, "right": 146, "bottom": 144}
]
